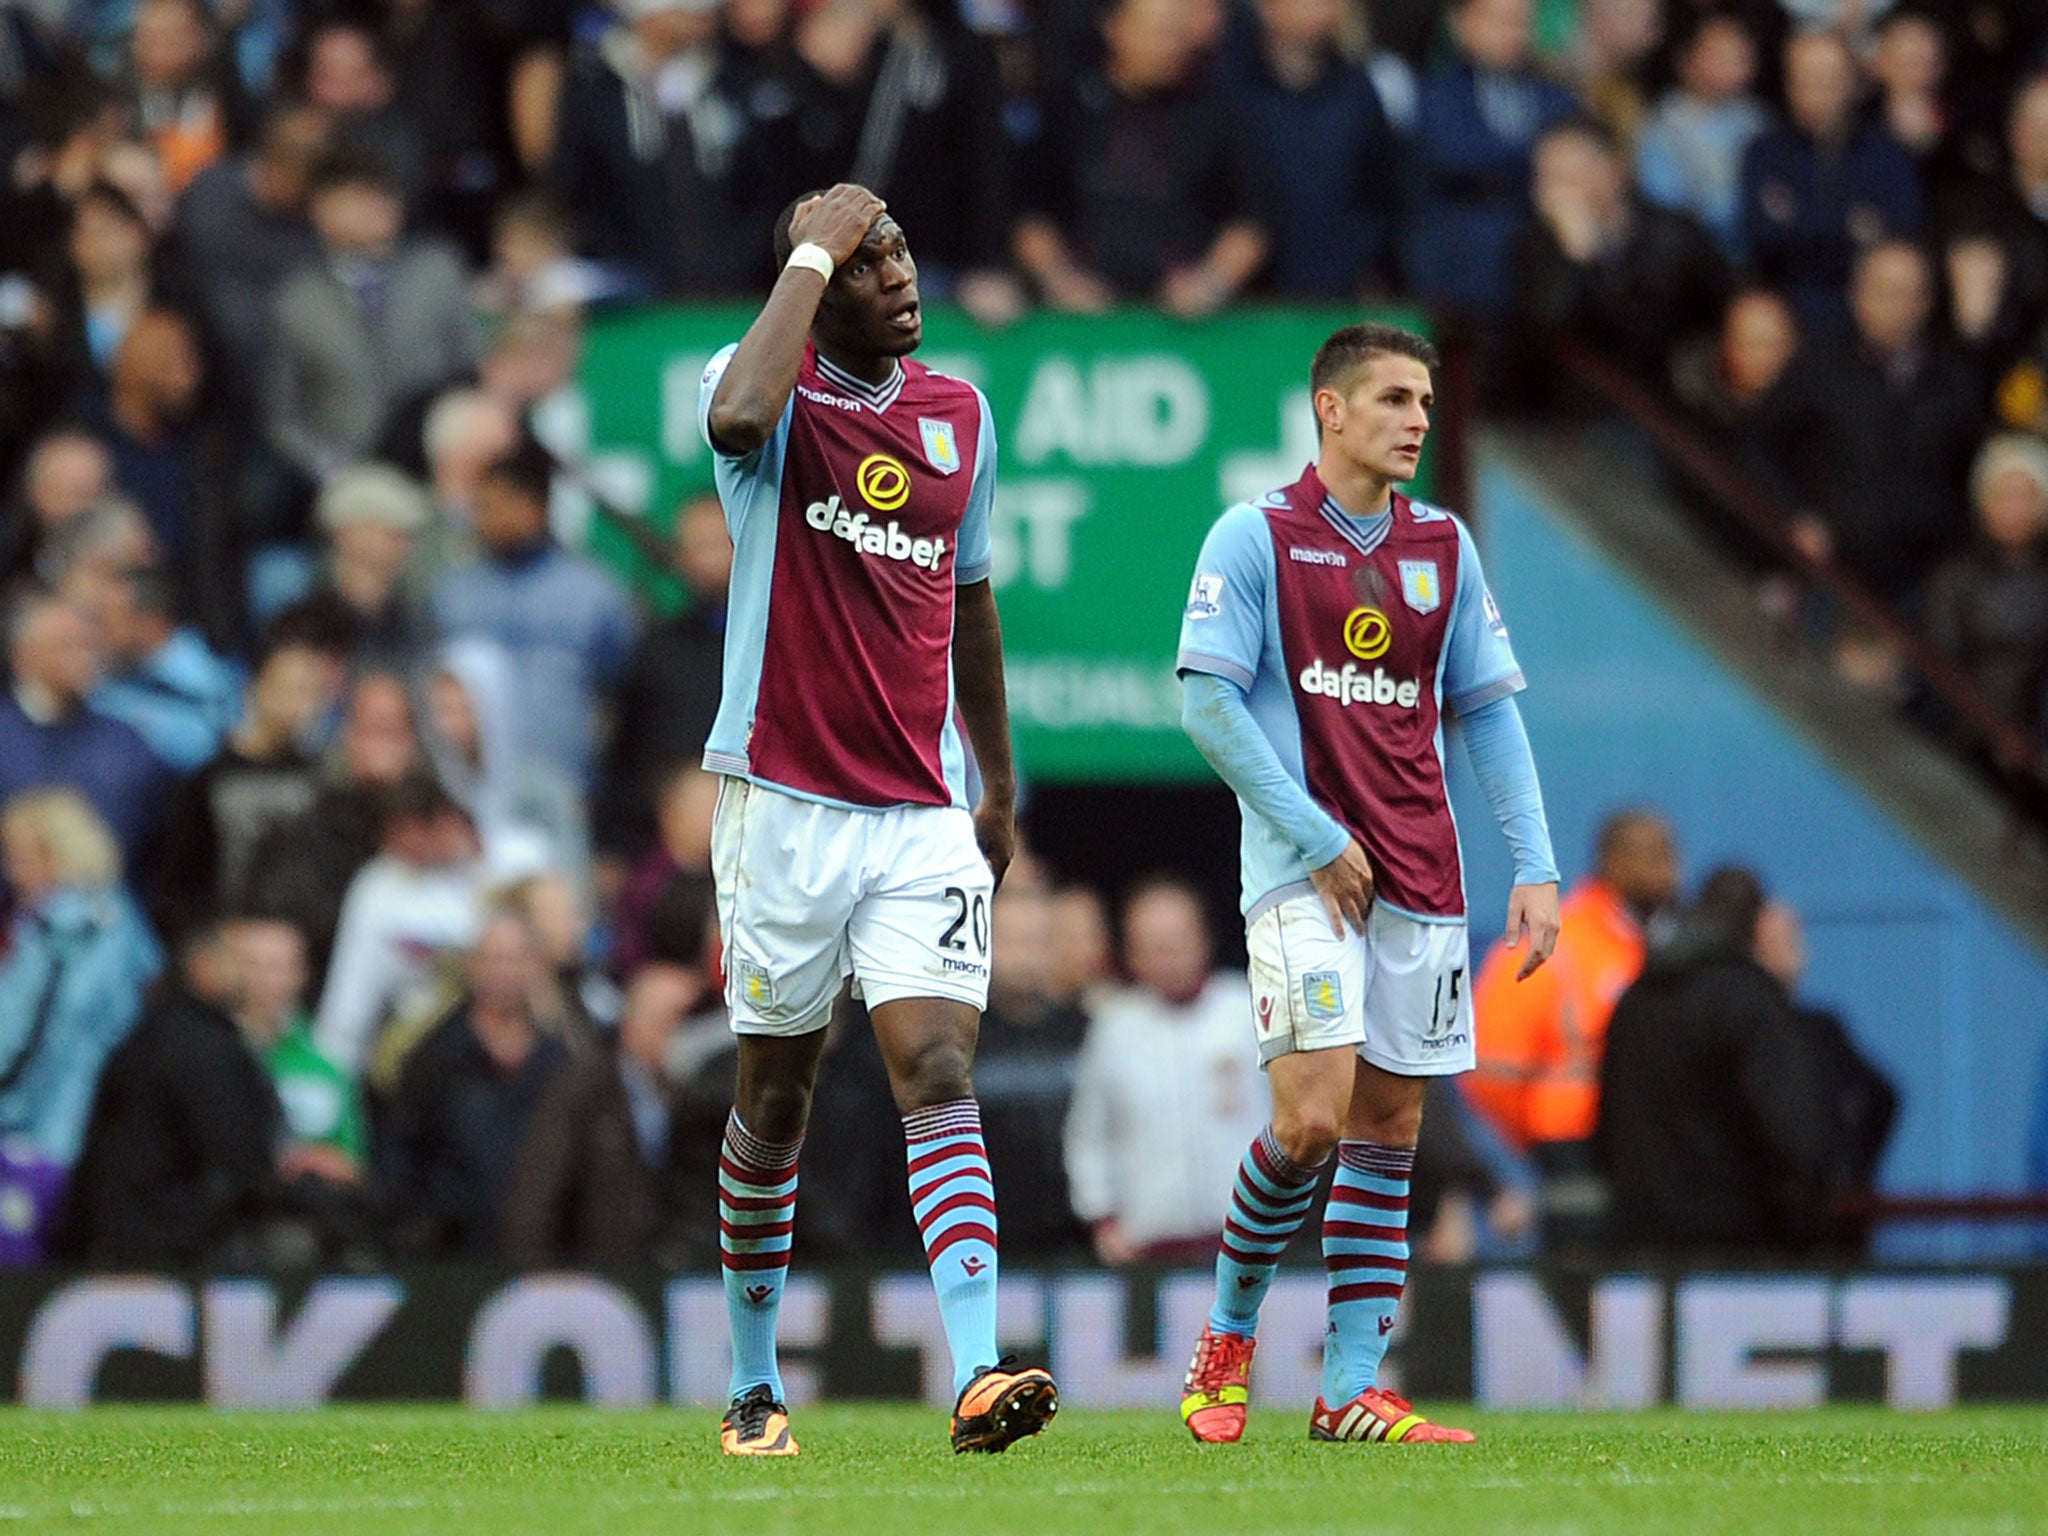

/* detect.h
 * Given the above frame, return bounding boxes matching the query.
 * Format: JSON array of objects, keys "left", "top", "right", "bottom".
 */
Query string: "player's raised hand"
[
  {"left": 1505, "top": 881, "right": 1562, "bottom": 980},
  {"left": 789, "top": 184, "right": 888, "bottom": 268},
  {"left": 1308, "top": 838, "right": 1373, "bottom": 937}
]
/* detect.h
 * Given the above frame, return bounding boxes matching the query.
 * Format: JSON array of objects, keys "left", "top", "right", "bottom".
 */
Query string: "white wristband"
[{"left": 785, "top": 242, "right": 835, "bottom": 282}]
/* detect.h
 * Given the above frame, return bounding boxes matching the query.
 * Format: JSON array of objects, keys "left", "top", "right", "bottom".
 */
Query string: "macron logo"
[
  {"left": 1289, "top": 547, "right": 1348, "bottom": 567},
  {"left": 805, "top": 495, "right": 947, "bottom": 572},
  {"left": 1299, "top": 661, "right": 1421, "bottom": 709},
  {"left": 797, "top": 384, "right": 865, "bottom": 412}
]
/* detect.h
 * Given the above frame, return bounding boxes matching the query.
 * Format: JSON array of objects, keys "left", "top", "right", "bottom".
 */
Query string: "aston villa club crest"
[
  {"left": 919, "top": 417, "right": 961, "bottom": 475},
  {"left": 1398, "top": 559, "right": 1441, "bottom": 615}
]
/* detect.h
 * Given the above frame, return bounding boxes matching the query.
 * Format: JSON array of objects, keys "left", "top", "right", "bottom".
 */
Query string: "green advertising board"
[{"left": 575, "top": 305, "right": 1431, "bottom": 782}]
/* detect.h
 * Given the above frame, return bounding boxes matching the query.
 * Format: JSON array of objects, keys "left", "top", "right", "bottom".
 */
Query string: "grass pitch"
[{"left": 2, "top": 1405, "right": 2045, "bottom": 1536}]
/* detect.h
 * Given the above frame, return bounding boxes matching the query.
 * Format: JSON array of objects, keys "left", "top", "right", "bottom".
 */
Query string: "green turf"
[{"left": 2, "top": 1405, "right": 2045, "bottom": 1535}]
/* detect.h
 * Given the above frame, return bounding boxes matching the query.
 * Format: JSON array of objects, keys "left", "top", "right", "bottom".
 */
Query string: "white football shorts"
[
  {"left": 710, "top": 776, "right": 994, "bottom": 1035},
  {"left": 1245, "top": 893, "right": 1474, "bottom": 1075}
]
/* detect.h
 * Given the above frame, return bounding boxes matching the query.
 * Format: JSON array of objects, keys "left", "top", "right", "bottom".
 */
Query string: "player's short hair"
[
  {"left": 1310, "top": 323, "right": 1440, "bottom": 400},
  {"left": 773, "top": 189, "right": 832, "bottom": 270}
]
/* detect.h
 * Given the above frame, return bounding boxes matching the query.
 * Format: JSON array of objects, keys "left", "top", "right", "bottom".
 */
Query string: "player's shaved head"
[
  {"left": 773, "top": 189, "right": 832, "bottom": 269},
  {"left": 1310, "top": 323, "right": 1440, "bottom": 401}
]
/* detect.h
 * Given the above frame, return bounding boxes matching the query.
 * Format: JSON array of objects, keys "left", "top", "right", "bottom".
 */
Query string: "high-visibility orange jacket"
[{"left": 1464, "top": 880, "right": 1646, "bottom": 1152}]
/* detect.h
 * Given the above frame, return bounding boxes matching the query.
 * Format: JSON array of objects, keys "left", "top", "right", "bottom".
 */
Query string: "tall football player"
[
  {"left": 1174, "top": 324, "right": 1561, "bottom": 1444},
  {"left": 697, "top": 184, "right": 1056, "bottom": 1457}
]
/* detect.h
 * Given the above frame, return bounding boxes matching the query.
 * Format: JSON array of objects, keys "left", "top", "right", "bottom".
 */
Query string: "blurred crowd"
[{"left": 0, "top": 0, "right": 2039, "bottom": 1269}]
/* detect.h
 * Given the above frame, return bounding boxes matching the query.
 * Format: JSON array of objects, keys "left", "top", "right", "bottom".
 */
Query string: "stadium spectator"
[
  {"left": 376, "top": 0, "right": 508, "bottom": 242},
  {"left": 1515, "top": 116, "right": 1732, "bottom": 385},
  {"left": 0, "top": 788, "right": 162, "bottom": 1264},
  {"left": 300, "top": 17, "right": 428, "bottom": 211},
  {"left": 1864, "top": 8, "right": 1948, "bottom": 168},
  {"left": 1047, "top": 883, "right": 1114, "bottom": 1011},
  {"left": 172, "top": 104, "right": 327, "bottom": 401},
  {"left": 84, "top": 564, "right": 241, "bottom": 774},
  {"left": 500, "top": 959, "right": 704, "bottom": 1264},
  {"left": 412, "top": 386, "right": 520, "bottom": 589},
  {"left": 476, "top": 190, "right": 622, "bottom": 319},
  {"left": 1595, "top": 866, "right": 1861, "bottom": 1257},
  {"left": 611, "top": 762, "right": 718, "bottom": 977},
  {"left": 1555, "top": 0, "right": 1661, "bottom": 146},
  {"left": 52, "top": 918, "right": 284, "bottom": 1267},
  {"left": 1064, "top": 878, "right": 1266, "bottom": 1264},
  {"left": 381, "top": 902, "right": 576, "bottom": 1256},
  {"left": 548, "top": 0, "right": 794, "bottom": 297},
  {"left": 311, "top": 773, "right": 492, "bottom": 1080},
  {"left": 285, "top": 462, "right": 434, "bottom": 669},
  {"left": 1225, "top": 0, "right": 1400, "bottom": 298},
  {"left": 150, "top": 625, "right": 337, "bottom": 939},
  {"left": 117, "top": 0, "right": 250, "bottom": 194},
  {"left": 1401, "top": 0, "right": 1575, "bottom": 316},
  {"left": 1014, "top": 0, "right": 1270, "bottom": 316},
  {"left": 1633, "top": 10, "right": 1768, "bottom": 261},
  {"left": 1926, "top": 434, "right": 2048, "bottom": 736},
  {"left": 228, "top": 915, "right": 367, "bottom": 1179},
  {"left": 41, "top": 495, "right": 158, "bottom": 619},
  {"left": 1670, "top": 287, "right": 1803, "bottom": 570},
  {"left": 1958, "top": 76, "right": 2048, "bottom": 348},
  {"left": 260, "top": 149, "right": 477, "bottom": 491},
  {"left": 1759, "top": 239, "right": 1982, "bottom": 600},
  {"left": 975, "top": 873, "right": 1092, "bottom": 1259},
  {"left": 73, "top": 307, "right": 225, "bottom": 582},
  {"left": 1739, "top": 27, "right": 1922, "bottom": 331},
  {"left": 50, "top": 180, "right": 170, "bottom": 414},
  {"left": 789, "top": 0, "right": 1023, "bottom": 324},
  {"left": 428, "top": 438, "right": 636, "bottom": 788},
  {"left": 0, "top": 429, "right": 113, "bottom": 595},
  {"left": 1467, "top": 809, "right": 1677, "bottom": 1239},
  {"left": 0, "top": 593, "right": 171, "bottom": 862},
  {"left": 600, "top": 492, "right": 731, "bottom": 858},
  {"left": 241, "top": 670, "right": 422, "bottom": 986},
  {"left": 419, "top": 635, "right": 590, "bottom": 898}
]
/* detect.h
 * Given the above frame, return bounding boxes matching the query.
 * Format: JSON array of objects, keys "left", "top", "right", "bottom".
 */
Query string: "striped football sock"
[
  {"left": 904, "top": 1098, "right": 1000, "bottom": 1397},
  {"left": 1321, "top": 1141, "right": 1414, "bottom": 1405},
  {"left": 720, "top": 1112, "right": 803, "bottom": 1403},
  {"left": 1209, "top": 1124, "right": 1326, "bottom": 1336}
]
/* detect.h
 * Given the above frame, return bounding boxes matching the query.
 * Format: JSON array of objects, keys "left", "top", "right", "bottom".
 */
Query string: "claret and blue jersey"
[
  {"left": 1177, "top": 465, "right": 1526, "bottom": 922},
  {"left": 698, "top": 339, "right": 996, "bottom": 811}
]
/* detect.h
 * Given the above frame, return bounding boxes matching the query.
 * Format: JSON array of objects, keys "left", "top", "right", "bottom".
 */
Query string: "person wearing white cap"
[
  {"left": 286, "top": 462, "right": 434, "bottom": 668},
  {"left": 1926, "top": 433, "right": 2048, "bottom": 737}
]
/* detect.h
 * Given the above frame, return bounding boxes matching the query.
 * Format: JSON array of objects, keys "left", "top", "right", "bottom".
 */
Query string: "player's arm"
[
  {"left": 1442, "top": 520, "right": 1560, "bottom": 979},
  {"left": 954, "top": 578, "right": 1016, "bottom": 885},
  {"left": 953, "top": 389, "right": 1016, "bottom": 884},
  {"left": 704, "top": 183, "right": 886, "bottom": 456},
  {"left": 1177, "top": 506, "right": 1368, "bottom": 936}
]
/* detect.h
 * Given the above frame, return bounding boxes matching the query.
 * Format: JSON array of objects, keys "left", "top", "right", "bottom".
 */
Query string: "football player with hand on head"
[
  {"left": 1174, "top": 323, "right": 1561, "bottom": 1445},
  {"left": 698, "top": 184, "right": 1054, "bottom": 1457}
]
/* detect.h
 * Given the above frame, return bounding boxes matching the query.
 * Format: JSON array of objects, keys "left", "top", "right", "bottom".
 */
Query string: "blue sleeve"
[
  {"left": 955, "top": 386, "right": 995, "bottom": 585},
  {"left": 1181, "top": 671, "right": 1351, "bottom": 869},
  {"left": 1175, "top": 503, "right": 1273, "bottom": 690},
  {"left": 1459, "top": 694, "right": 1558, "bottom": 887},
  {"left": 1441, "top": 518, "right": 1525, "bottom": 714},
  {"left": 1634, "top": 120, "right": 1684, "bottom": 210},
  {"left": 696, "top": 341, "right": 793, "bottom": 464}
]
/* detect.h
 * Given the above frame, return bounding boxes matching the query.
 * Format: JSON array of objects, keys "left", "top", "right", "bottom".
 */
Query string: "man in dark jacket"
[
  {"left": 1594, "top": 866, "right": 1840, "bottom": 1257},
  {"left": 54, "top": 921, "right": 281, "bottom": 1266},
  {"left": 1516, "top": 117, "right": 1732, "bottom": 386}
]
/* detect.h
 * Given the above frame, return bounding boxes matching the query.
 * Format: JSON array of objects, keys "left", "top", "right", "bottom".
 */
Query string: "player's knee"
[
  {"left": 891, "top": 1037, "right": 975, "bottom": 1112},
  {"left": 737, "top": 1077, "right": 815, "bottom": 1143},
  {"left": 1271, "top": 1104, "right": 1343, "bottom": 1168}
]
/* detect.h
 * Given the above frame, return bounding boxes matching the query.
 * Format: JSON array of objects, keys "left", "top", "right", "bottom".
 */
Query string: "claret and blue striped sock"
[
  {"left": 1321, "top": 1140, "right": 1414, "bottom": 1405},
  {"left": 720, "top": 1112, "right": 803, "bottom": 1403},
  {"left": 1209, "top": 1124, "right": 1327, "bottom": 1336},
  {"left": 904, "top": 1099, "right": 1000, "bottom": 1397}
]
